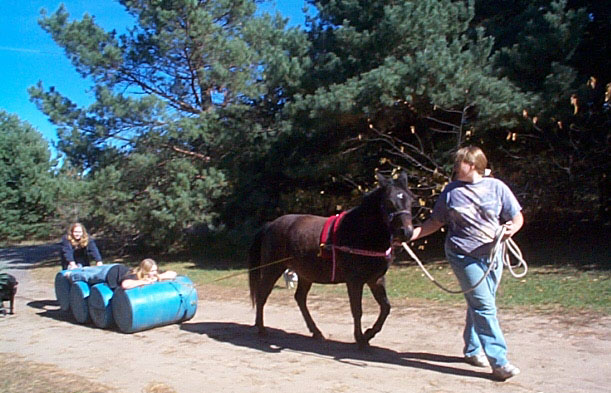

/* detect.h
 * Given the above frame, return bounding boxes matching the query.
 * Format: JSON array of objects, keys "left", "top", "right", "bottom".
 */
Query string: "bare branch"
[{"left": 168, "top": 145, "right": 211, "bottom": 161}]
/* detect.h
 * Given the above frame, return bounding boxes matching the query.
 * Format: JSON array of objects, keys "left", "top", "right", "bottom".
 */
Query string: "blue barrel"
[
  {"left": 70, "top": 281, "right": 90, "bottom": 324},
  {"left": 112, "top": 276, "right": 198, "bottom": 333},
  {"left": 174, "top": 275, "right": 198, "bottom": 321},
  {"left": 88, "top": 283, "right": 114, "bottom": 328},
  {"left": 54, "top": 270, "right": 73, "bottom": 311}
]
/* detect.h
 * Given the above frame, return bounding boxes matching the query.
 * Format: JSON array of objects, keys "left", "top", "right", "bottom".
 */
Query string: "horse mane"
[
  {"left": 347, "top": 186, "right": 385, "bottom": 220},
  {"left": 360, "top": 186, "right": 384, "bottom": 209}
]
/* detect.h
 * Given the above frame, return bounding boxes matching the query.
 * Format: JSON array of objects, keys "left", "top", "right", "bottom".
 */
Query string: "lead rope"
[{"left": 401, "top": 225, "right": 527, "bottom": 295}]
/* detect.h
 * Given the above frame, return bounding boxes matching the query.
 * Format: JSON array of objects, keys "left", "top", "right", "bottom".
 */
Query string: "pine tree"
[
  {"left": 0, "top": 111, "right": 57, "bottom": 241},
  {"left": 276, "top": 0, "right": 531, "bottom": 214},
  {"left": 475, "top": 0, "right": 608, "bottom": 221},
  {"left": 29, "top": 0, "right": 309, "bottom": 248}
]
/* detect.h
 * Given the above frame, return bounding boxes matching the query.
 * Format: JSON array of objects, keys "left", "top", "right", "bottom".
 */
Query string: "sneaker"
[
  {"left": 464, "top": 352, "right": 489, "bottom": 368},
  {"left": 492, "top": 363, "right": 520, "bottom": 381}
]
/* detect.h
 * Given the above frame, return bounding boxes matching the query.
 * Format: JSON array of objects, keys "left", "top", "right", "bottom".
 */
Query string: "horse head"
[{"left": 376, "top": 171, "right": 414, "bottom": 243}]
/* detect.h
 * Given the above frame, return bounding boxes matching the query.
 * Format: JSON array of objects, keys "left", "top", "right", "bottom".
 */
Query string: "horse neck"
[{"left": 341, "top": 193, "right": 391, "bottom": 249}]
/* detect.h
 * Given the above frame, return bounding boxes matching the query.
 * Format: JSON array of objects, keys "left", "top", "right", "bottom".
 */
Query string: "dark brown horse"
[{"left": 249, "top": 172, "right": 414, "bottom": 347}]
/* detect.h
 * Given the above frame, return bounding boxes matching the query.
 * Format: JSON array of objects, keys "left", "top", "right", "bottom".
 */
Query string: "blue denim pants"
[
  {"left": 67, "top": 264, "right": 118, "bottom": 285},
  {"left": 446, "top": 245, "right": 508, "bottom": 368}
]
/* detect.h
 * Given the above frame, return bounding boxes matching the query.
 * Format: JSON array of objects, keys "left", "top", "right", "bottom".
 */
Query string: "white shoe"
[
  {"left": 464, "top": 352, "right": 489, "bottom": 368},
  {"left": 492, "top": 363, "right": 520, "bottom": 380}
]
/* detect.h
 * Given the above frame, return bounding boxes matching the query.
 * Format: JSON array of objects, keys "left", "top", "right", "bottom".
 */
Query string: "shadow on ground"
[
  {"left": 180, "top": 321, "right": 496, "bottom": 381},
  {"left": 0, "top": 243, "right": 61, "bottom": 269}
]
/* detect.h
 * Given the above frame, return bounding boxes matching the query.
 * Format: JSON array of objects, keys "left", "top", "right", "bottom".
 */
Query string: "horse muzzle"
[{"left": 393, "top": 224, "right": 413, "bottom": 244}]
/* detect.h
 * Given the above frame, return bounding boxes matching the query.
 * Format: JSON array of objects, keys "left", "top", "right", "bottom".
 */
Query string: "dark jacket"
[{"left": 60, "top": 235, "right": 102, "bottom": 270}]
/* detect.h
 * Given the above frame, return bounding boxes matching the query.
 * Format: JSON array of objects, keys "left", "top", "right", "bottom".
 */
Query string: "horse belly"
[{"left": 265, "top": 215, "right": 331, "bottom": 282}]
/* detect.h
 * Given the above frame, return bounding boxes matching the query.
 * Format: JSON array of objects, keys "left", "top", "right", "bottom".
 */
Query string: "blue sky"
[{"left": 0, "top": 1, "right": 308, "bottom": 157}]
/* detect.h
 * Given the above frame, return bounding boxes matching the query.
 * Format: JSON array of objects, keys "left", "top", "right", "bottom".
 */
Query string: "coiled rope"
[{"left": 401, "top": 225, "right": 527, "bottom": 294}]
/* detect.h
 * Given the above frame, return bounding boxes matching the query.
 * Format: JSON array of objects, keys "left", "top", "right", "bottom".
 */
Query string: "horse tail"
[{"left": 248, "top": 223, "right": 268, "bottom": 307}]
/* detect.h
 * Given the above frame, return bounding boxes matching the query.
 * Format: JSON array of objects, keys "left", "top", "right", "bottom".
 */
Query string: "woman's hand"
[
  {"left": 411, "top": 219, "right": 444, "bottom": 241},
  {"left": 502, "top": 222, "right": 516, "bottom": 239},
  {"left": 503, "top": 212, "right": 524, "bottom": 239},
  {"left": 96, "top": 261, "right": 103, "bottom": 266},
  {"left": 67, "top": 261, "right": 78, "bottom": 270},
  {"left": 159, "top": 271, "right": 177, "bottom": 280}
]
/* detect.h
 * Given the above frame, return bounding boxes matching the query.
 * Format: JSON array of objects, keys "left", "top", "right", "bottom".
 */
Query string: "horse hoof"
[{"left": 357, "top": 340, "right": 370, "bottom": 350}]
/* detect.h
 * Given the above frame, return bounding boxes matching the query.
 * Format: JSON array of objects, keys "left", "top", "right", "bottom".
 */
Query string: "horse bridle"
[
  {"left": 387, "top": 209, "right": 411, "bottom": 221},
  {"left": 382, "top": 188, "right": 414, "bottom": 224}
]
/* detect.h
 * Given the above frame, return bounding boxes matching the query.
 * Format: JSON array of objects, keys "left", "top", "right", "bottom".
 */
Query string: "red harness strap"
[
  {"left": 319, "top": 212, "right": 392, "bottom": 282},
  {"left": 319, "top": 212, "right": 346, "bottom": 281},
  {"left": 319, "top": 212, "right": 346, "bottom": 259}
]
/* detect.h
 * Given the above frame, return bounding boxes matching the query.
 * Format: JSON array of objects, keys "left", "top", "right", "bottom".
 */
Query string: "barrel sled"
[
  {"left": 88, "top": 283, "right": 114, "bottom": 328},
  {"left": 54, "top": 270, "right": 73, "bottom": 311},
  {"left": 112, "top": 276, "right": 198, "bottom": 333},
  {"left": 55, "top": 265, "right": 117, "bottom": 311},
  {"left": 70, "top": 281, "right": 90, "bottom": 324}
]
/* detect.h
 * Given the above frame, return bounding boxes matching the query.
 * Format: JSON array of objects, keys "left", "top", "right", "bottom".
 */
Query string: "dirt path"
[{"left": 1, "top": 244, "right": 610, "bottom": 393}]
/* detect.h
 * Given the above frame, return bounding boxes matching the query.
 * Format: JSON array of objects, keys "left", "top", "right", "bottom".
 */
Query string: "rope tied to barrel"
[{"left": 401, "top": 225, "right": 527, "bottom": 294}]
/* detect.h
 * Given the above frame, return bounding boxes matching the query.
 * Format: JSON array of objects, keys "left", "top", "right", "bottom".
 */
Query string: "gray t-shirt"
[{"left": 431, "top": 177, "right": 521, "bottom": 258}]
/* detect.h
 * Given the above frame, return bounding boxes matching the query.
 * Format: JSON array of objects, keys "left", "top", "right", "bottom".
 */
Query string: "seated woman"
[
  {"left": 60, "top": 223, "right": 103, "bottom": 270},
  {"left": 105, "top": 259, "right": 177, "bottom": 290}
]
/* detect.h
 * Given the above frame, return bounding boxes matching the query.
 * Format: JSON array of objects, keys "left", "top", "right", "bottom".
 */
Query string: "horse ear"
[
  {"left": 397, "top": 171, "right": 409, "bottom": 190},
  {"left": 376, "top": 172, "right": 390, "bottom": 187}
]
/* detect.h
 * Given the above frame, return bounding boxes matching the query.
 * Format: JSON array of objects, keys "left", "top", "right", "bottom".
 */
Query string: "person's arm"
[
  {"left": 61, "top": 237, "right": 78, "bottom": 269},
  {"left": 121, "top": 277, "right": 156, "bottom": 289},
  {"left": 410, "top": 218, "right": 444, "bottom": 241},
  {"left": 158, "top": 270, "right": 177, "bottom": 281},
  {"left": 87, "top": 238, "right": 103, "bottom": 265},
  {"left": 503, "top": 211, "right": 524, "bottom": 239},
  {"left": 498, "top": 181, "right": 524, "bottom": 239}
]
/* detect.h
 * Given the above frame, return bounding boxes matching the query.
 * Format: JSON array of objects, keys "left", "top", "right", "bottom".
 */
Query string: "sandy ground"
[{"left": 1, "top": 243, "right": 610, "bottom": 393}]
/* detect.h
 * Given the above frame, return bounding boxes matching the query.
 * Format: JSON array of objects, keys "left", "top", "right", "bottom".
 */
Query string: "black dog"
[{"left": 0, "top": 273, "right": 18, "bottom": 315}]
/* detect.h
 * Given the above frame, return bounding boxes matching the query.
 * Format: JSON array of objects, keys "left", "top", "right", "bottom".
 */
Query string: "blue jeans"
[
  {"left": 446, "top": 245, "right": 508, "bottom": 368},
  {"left": 67, "top": 264, "right": 118, "bottom": 285}
]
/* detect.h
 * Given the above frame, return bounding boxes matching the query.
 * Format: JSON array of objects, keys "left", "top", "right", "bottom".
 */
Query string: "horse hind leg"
[
  {"left": 362, "top": 276, "right": 391, "bottom": 344},
  {"left": 254, "top": 266, "right": 284, "bottom": 336},
  {"left": 294, "top": 279, "right": 324, "bottom": 340}
]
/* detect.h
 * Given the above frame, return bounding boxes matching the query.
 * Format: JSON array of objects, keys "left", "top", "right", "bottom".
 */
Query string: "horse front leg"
[
  {"left": 346, "top": 280, "right": 366, "bottom": 348},
  {"left": 362, "top": 276, "right": 391, "bottom": 343},
  {"left": 294, "top": 279, "right": 324, "bottom": 340}
]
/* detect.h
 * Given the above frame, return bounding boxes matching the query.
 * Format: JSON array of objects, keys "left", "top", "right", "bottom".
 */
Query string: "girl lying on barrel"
[
  {"left": 118, "top": 258, "right": 177, "bottom": 289},
  {"left": 67, "top": 259, "right": 177, "bottom": 290}
]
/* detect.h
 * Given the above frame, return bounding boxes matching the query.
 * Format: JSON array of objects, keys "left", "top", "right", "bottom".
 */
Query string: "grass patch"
[
  {"left": 32, "top": 257, "right": 610, "bottom": 315},
  {"left": 498, "top": 265, "right": 611, "bottom": 312},
  {"left": 162, "top": 259, "right": 611, "bottom": 315}
]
